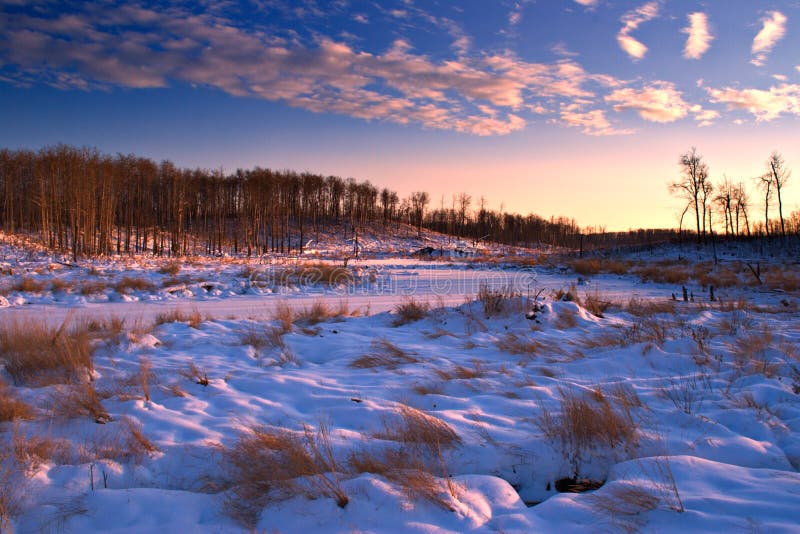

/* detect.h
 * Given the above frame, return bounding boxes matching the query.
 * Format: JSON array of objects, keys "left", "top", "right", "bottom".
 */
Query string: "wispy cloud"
[
  {"left": 616, "top": 2, "right": 659, "bottom": 60},
  {"left": 707, "top": 83, "right": 800, "bottom": 121},
  {"left": 682, "top": 12, "right": 713, "bottom": 60},
  {"left": 605, "top": 81, "right": 689, "bottom": 123},
  {"left": 751, "top": 11, "right": 787, "bottom": 67},
  {"left": 573, "top": 0, "right": 598, "bottom": 7},
  {"left": 559, "top": 105, "right": 633, "bottom": 136}
]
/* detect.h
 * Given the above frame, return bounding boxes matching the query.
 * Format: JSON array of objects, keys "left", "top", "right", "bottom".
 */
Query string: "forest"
[{"left": 0, "top": 145, "right": 795, "bottom": 259}]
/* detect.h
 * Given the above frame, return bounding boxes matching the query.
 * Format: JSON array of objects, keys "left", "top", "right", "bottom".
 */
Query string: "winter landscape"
[{"left": 2, "top": 1, "right": 800, "bottom": 533}]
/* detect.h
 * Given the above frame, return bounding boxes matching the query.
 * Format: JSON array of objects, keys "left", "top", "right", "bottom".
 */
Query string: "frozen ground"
[{"left": 1, "top": 234, "right": 800, "bottom": 533}]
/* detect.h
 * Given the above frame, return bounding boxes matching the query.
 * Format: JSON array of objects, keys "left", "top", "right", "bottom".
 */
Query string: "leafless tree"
[
  {"left": 671, "top": 147, "right": 711, "bottom": 243},
  {"left": 767, "top": 151, "right": 790, "bottom": 238}
]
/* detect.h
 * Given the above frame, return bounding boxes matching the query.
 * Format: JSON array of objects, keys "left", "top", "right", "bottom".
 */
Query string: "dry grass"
[
  {"left": 392, "top": 297, "right": 430, "bottom": 326},
  {"left": 570, "top": 258, "right": 632, "bottom": 276},
  {"left": 119, "top": 416, "right": 160, "bottom": 461},
  {"left": 536, "top": 386, "right": 638, "bottom": 477},
  {"left": 295, "top": 299, "right": 339, "bottom": 325},
  {"left": 222, "top": 423, "right": 348, "bottom": 528},
  {"left": 476, "top": 283, "right": 521, "bottom": 317},
  {"left": 728, "top": 324, "right": 780, "bottom": 377},
  {"left": 495, "top": 332, "right": 545, "bottom": 355},
  {"left": 12, "top": 276, "right": 47, "bottom": 293},
  {"left": 351, "top": 339, "right": 419, "bottom": 369},
  {"left": 155, "top": 307, "right": 204, "bottom": 328},
  {"left": 50, "top": 383, "right": 112, "bottom": 423},
  {"left": 274, "top": 262, "right": 353, "bottom": 287},
  {"left": 348, "top": 446, "right": 458, "bottom": 510},
  {"left": 138, "top": 357, "right": 153, "bottom": 402},
  {"left": 272, "top": 301, "right": 294, "bottom": 333},
  {"left": 158, "top": 262, "right": 182, "bottom": 276},
  {"left": 50, "top": 277, "right": 72, "bottom": 293},
  {"left": 114, "top": 276, "right": 155, "bottom": 294},
  {"left": 589, "top": 483, "right": 660, "bottom": 532},
  {"left": 241, "top": 325, "right": 285, "bottom": 352},
  {"left": 377, "top": 403, "right": 461, "bottom": 450},
  {"left": 0, "top": 382, "right": 34, "bottom": 422},
  {"left": 79, "top": 280, "right": 108, "bottom": 295},
  {"left": 0, "top": 318, "right": 94, "bottom": 386},
  {"left": 434, "top": 360, "right": 486, "bottom": 381},
  {"left": 582, "top": 290, "right": 614, "bottom": 318},
  {"left": 554, "top": 306, "right": 579, "bottom": 329},
  {"left": 632, "top": 263, "right": 690, "bottom": 285},
  {"left": 625, "top": 297, "right": 677, "bottom": 317},
  {"left": 181, "top": 362, "right": 210, "bottom": 386}
]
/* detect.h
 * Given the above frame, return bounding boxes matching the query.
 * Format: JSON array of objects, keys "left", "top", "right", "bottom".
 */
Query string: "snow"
[{"left": 2, "top": 234, "right": 800, "bottom": 532}]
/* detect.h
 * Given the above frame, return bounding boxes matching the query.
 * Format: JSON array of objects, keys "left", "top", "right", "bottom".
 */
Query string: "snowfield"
[{"left": 2, "top": 236, "right": 800, "bottom": 533}]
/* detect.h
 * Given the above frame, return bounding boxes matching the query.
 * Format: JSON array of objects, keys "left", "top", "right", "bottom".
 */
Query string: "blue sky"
[{"left": 1, "top": 0, "right": 799, "bottom": 229}]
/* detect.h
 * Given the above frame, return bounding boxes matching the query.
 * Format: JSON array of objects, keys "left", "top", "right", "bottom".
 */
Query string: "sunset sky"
[{"left": 1, "top": 0, "right": 799, "bottom": 230}]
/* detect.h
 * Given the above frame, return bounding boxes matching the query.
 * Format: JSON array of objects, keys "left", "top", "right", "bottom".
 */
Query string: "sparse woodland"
[{"left": 3, "top": 144, "right": 778, "bottom": 260}]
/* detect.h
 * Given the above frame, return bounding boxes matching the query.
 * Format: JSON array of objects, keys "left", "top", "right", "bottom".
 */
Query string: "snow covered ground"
[{"left": 2, "top": 235, "right": 800, "bottom": 532}]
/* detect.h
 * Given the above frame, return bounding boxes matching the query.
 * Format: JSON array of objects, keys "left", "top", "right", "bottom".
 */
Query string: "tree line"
[{"left": 4, "top": 144, "right": 789, "bottom": 260}]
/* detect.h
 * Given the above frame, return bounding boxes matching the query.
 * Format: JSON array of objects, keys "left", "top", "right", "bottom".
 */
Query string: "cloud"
[
  {"left": 751, "top": 11, "right": 786, "bottom": 66},
  {"left": 707, "top": 83, "right": 800, "bottom": 121},
  {"left": 682, "top": 12, "right": 713, "bottom": 59},
  {"left": 605, "top": 81, "right": 689, "bottom": 122},
  {"left": 559, "top": 106, "right": 633, "bottom": 136},
  {"left": 616, "top": 2, "right": 659, "bottom": 60},
  {"left": 573, "top": 0, "right": 598, "bottom": 6},
  {"left": 689, "top": 105, "right": 720, "bottom": 127}
]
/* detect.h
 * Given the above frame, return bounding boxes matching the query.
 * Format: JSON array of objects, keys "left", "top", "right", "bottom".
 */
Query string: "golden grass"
[
  {"left": 181, "top": 362, "right": 209, "bottom": 386},
  {"left": 495, "top": 332, "right": 545, "bottom": 355},
  {"left": 241, "top": 325, "right": 285, "bottom": 352},
  {"left": 348, "top": 446, "right": 458, "bottom": 511},
  {"left": 351, "top": 339, "right": 419, "bottom": 369},
  {"left": 0, "top": 318, "right": 94, "bottom": 386},
  {"left": 50, "top": 382, "right": 112, "bottom": 423},
  {"left": 12, "top": 276, "right": 46, "bottom": 293},
  {"left": 476, "top": 283, "right": 521, "bottom": 317},
  {"left": 392, "top": 297, "right": 430, "bottom": 326},
  {"left": 625, "top": 297, "right": 677, "bottom": 317},
  {"left": 158, "top": 262, "right": 182, "bottom": 276},
  {"left": 139, "top": 357, "right": 153, "bottom": 402},
  {"left": 114, "top": 276, "right": 155, "bottom": 294},
  {"left": 222, "top": 423, "right": 348, "bottom": 528},
  {"left": 377, "top": 404, "right": 461, "bottom": 450},
  {"left": 0, "top": 382, "right": 34, "bottom": 422},
  {"left": 155, "top": 307, "right": 204, "bottom": 328},
  {"left": 79, "top": 280, "right": 108, "bottom": 295},
  {"left": 295, "top": 299, "right": 339, "bottom": 325},
  {"left": 536, "top": 386, "right": 638, "bottom": 478},
  {"left": 433, "top": 360, "right": 486, "bottom": 381}
]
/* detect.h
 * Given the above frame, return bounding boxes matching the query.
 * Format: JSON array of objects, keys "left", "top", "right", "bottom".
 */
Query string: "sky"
[{"left": 1, "top": 0, "right": 800, "bottom": 231}]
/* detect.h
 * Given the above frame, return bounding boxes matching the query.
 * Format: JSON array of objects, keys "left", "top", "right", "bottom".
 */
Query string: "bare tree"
[
  {"left": 671, "top": 147, "right": 710, "bottom": 243},
  {"left": 756, "top": 171, "right": 773, "bottom": 237},
  {"left": 767, "top": 151, "right": 790, "bottom": 238}
]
